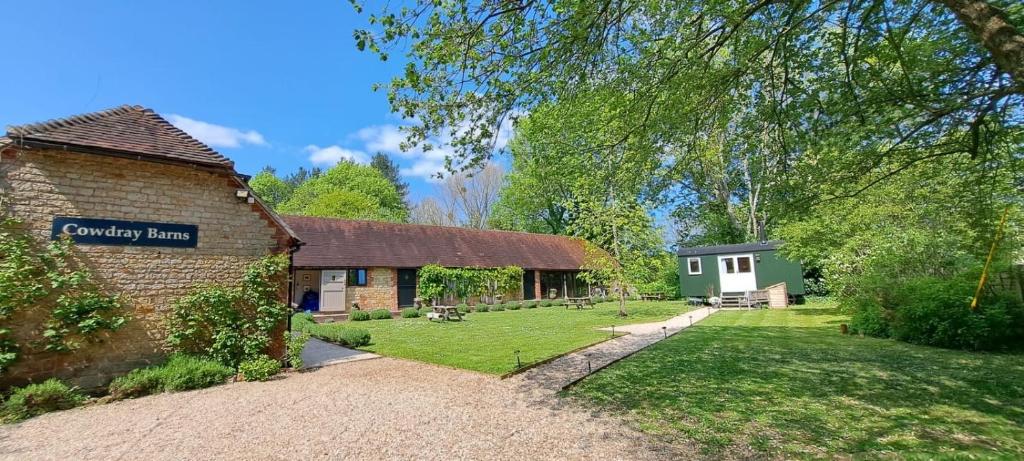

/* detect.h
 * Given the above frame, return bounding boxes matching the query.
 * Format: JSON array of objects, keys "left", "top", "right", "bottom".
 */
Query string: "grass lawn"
[
  {"left": 306, "top": 301, "right": 694, "bottom": 375},
  {"left": 568, "top": 301, "right": 1024, "bottom": 459}
]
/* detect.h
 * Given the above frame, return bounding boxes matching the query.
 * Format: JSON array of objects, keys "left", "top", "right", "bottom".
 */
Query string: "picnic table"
[
  {"left": 428, "top": 305, "right": 463, "bottom": 321},
  {"left": 564, "top": 296, "right": 594, "bottom": 310},
  {"left": 640, "top": 292, "right": 666, "bottom": 301}
]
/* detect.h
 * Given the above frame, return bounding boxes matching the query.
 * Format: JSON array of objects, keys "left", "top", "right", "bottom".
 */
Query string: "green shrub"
[
  {"left": 292, "top": 312, "right": 315, "bottom": 332},
  {"left": 1, "top": 379, "right": 85, "bottom": 423},
  {"left": 166, "top": 255, "right": 290, "bottom": 368},
  {"left": 285, "top": 331, "right": 310, "bottom": 369},
  {"left": 157, "top": 355, "right": 235, "bottom": 392},
  {"left": 849, "top": 303, "right": 891, "bottom": 338},
  {"left": 239, "top": 355, "right": 282, "bottom": 381},
  {"left": 304, "top": 324, "right": 372, "bottom": 347},
  {"left": 349, "top": 310, "right": 371, "bottom": 321},
  {"left": 456, "top": 304, "right": 470, "bottom": 313},
  {"left": 108, "top": 368, "right": 164, "bottom": 400},
  {"left": 401, "top": 308, "right": 420, "bottom": 318},
  {"left": 370, "top": 309, "right": 393, "bottom": 320},
  {"left": 475, "top": 304, "right": 490, "bottom": 312},
  {"left": 849, "top": 274, "right": 1024, "bottom": 350},
  {"left": 552, "top": 299, "right": 566, "bottom": 307},
  {"left": 523, "top": 300, "right": 537, "bottom": 308},
  {"left": 594, "top": 296, "right": 606, "bottom": 304},
  {"left": 109, "top": 355, "right": 234, "bottom": 399},
  {"left": 540, "top": 300, "right": 553, "bottom": 307},
  {"left": 490, "top": 304, "right": 506, "bottom": 312}
]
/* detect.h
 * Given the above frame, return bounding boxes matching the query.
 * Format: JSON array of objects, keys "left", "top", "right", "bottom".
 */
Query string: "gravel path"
[
  {"left": 0, "top": 358, "right": 688, "bottom": 460},
  {"left": 513, "top": 307, "right": 718, "bottom": 392}
]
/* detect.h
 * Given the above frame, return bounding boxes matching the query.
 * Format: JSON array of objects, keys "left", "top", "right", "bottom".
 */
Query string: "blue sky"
[{"left": 0, "top": 1, "right": 495, "bottom": 201}]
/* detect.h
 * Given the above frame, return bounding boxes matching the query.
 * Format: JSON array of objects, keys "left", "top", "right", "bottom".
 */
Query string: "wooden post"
[{"left": 972, "top": 206, "right": 1010, "bottom": 310}]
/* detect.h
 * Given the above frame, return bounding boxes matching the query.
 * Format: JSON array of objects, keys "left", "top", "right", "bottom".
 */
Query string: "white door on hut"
[
  {"left": 718, "top": 254, "right": 757, "bottom": 293},
  {"left": 320, "top": 270, "right": 347, "bottom": 312}
]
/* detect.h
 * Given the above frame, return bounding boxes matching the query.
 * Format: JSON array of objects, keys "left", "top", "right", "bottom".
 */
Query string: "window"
[
  {"left": 723, "top": 258, "right": 735, "bottom": 274},
  {"left": 687, "top": 257, "right": 702, "bottom": 275},
  {"left": 346, "top": 268, "right": 367, "bottom": 287},
  {"left": 737, "top": 256, "right": 752, "bottom": 273}
]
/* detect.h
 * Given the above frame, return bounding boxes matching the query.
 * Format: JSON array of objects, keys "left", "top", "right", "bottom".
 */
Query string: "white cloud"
[
  {"left": 343, "top": 113, "right": 522, "bottom": 182},
  {"left": 400, "top": 159, "right": 447, "bottom": 183},
  {"left": 353, "top": 125, "right": 407, "bottom": 156},
  {"left": 305, "top": 144, "right": 369, "bottom": 166},
  {"left": 167, "top": 114, "right": 267, "bottom": 148}
]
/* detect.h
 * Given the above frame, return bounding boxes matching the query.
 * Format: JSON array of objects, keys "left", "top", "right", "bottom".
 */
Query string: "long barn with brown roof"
[{"left": 286, "top": 216, "right": 593, "bottom": 312}]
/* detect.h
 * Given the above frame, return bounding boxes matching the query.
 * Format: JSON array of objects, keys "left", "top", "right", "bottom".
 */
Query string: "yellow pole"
[{"left": 971, "top": 206, "right": 1011, "bottom": 310}]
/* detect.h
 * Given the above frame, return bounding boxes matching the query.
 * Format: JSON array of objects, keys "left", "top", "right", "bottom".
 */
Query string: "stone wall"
[
  {"left": 0, "top": 147, "right": 290, "bottom": 390},
  {"left": 347, "top": 267, "right": 398, "bottom": 310}
]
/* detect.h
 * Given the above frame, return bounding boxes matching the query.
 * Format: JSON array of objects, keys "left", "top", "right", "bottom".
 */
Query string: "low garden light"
[
  {"left": 689, "top": 315, "right": 693, "bottom": 326},
  {"left": 662, "top": 326, "right": 667, "bottom": 339},
  {"left": 514, "top": 349, "right": 522, "bottom": 369},
  {"left": 610, "top": 324, "right": 615, "bottom": 338}
]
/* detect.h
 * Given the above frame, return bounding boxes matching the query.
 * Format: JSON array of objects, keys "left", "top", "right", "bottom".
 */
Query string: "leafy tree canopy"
[
  {"left": 275, "top": 161, "right": 409, "bottom": 222},
  {"left": 249, "top": 170, "right": 293, "bottom": 209},
  {"left": 353, "top": 0, "right": 1022, "bottom": 208}
]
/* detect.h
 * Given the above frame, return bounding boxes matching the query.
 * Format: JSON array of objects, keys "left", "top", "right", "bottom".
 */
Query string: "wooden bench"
[
  {"left": 428, "top": 305, "right": 463, "bottom": 321},
  {"left": 565, "top": 296, "right": 594, "bottom": 309},
  {"left": 640, "top": 292, "right": 666, "bottom": 301}
]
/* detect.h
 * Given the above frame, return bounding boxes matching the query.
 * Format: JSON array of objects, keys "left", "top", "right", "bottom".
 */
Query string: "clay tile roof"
[
  {"left": 285, "top": 216, "right": 591, "bottom": 270},
  {"left": 4, "top": 105, "right": 233, "bottom": 168}
]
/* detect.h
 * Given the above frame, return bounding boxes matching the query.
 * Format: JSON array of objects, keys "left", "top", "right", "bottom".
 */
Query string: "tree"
[
  {"left": 353, "top": 0, "right": 1022, "bottom": 206},
  {"left": 248, "top": 169, "right": 293, "bottom": 209},
  {"left": 370, "top": 152, "right": 410, "bottom": 205},
  {"left": 414, "top": 163, "right": 504, "bottom": 228},
  {"left": 440, "top": 163, "right": 504, "bottom": 229},
  {"left": 278, "top": 161, "right": 409, "bottom": 222},
  {"left": 410, "top": 197, "right": 455, "bottom": 226},
  {"left": 283, "top": 166, "right": 322, "bottom": 190},
  {"left": 489, "top": 125, "right": 575, "bottom": 234}
]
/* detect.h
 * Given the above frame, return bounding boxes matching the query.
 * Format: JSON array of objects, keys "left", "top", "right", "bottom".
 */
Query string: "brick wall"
[
  {"left": 347, "top": 267, "right": 398, "bottom": 310},
  {"left": 0, "top": 147, "right": 289, "bottom": 390}
]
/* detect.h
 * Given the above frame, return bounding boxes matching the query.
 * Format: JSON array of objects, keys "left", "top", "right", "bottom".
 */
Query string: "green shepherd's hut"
[{"left": 678, "top": 240, "right": 804, "bottom": 302}]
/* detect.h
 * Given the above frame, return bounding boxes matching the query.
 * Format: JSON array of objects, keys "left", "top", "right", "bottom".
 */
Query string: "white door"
[
  {"left": 320, "top": 270, "right": 347, "bottom": 312},
  {"left": 718, "top": 254, "right": 757, "bottom": 293}
]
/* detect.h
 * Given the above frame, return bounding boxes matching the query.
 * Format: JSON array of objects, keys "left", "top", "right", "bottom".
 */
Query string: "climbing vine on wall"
[
  {"left": 165, "top": 254, "right": 290, "bottom": 368},
  {"left": 417, "top": 264, "right": 524, "bottom": 304},
  {"left": 0, "top": 217, "right": 127, "bottom": 372}
]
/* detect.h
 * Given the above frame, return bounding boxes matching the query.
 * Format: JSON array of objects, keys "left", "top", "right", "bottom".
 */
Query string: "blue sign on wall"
[{"left": 51, "top": 216, "right": 198, "bottom": 248}]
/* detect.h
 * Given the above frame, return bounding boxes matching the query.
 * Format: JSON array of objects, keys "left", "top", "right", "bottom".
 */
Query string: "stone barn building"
[
  {"left": 0, "top": 106, "right": 299, "bottom": 389},
  {"left": 285, "top": 216, "right": 593, "bottom": 313}
]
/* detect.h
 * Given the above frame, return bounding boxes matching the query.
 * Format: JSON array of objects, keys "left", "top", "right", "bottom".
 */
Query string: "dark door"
[
  {"left": 397, "top": 269, "right": 418, "bottom": 307},
  {"left": 523, "top": 270, "right": 536, "bottom": 300}
]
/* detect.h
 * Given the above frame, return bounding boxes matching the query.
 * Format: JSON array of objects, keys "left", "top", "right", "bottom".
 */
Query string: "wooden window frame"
[
  {"left": 687, "top": 257, "right": 702, "bottom": 275},
  {"left": 346, "top": 268, "right": 368, "bottom": 287}
]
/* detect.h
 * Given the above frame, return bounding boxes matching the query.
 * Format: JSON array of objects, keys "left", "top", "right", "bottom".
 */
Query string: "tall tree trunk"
[
  {"left": 936, "top": 0, "right": 1024, "bottom": 89},
  {"left": 609, "top": 189, "right": 628, "bottom": 317}
]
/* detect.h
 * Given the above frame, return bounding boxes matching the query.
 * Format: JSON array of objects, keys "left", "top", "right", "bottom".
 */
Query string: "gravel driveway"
[{"left": 0, "top": 357, "right": 685, "bottom": 460}]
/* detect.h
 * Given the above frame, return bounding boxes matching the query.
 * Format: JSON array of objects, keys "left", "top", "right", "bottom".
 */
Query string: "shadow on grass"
[{"left": 567, "top": 323, "right": 1024, "bottom": 458}]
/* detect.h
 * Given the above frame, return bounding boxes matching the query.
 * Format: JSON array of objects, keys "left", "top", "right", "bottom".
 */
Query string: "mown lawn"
[
  {"left": 306, "top": 301, "right": 694, "bottom": 375},
  {"left": 568, "top": 302, "right": 1024, "bottom": 459}
]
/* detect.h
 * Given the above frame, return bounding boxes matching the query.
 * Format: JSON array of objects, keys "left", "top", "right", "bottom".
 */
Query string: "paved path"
[
  {"left": 301, "top": 337, "right": 378, "bottom": 369},
  {"left": 512, "top": 307, "right": 718, "bottom": 392},
  {"left": 0, "top": 358, "right": 689, "bottom": 460}
]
